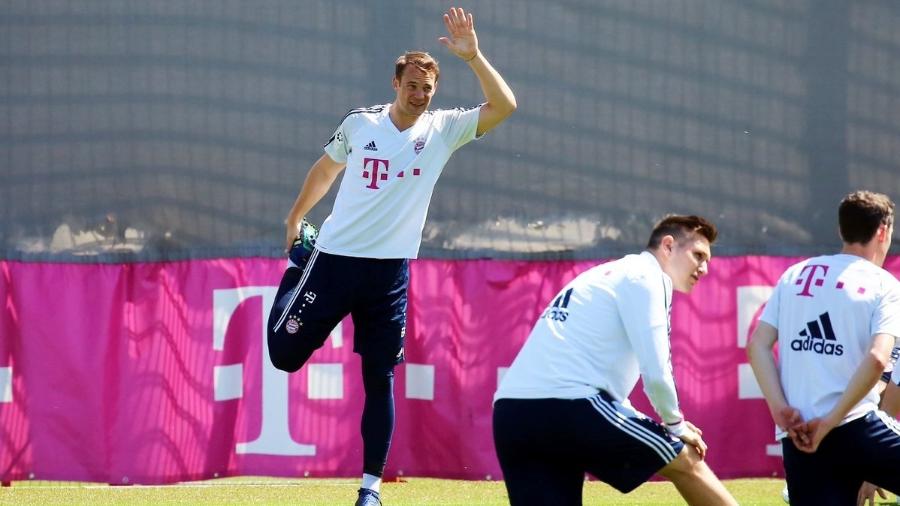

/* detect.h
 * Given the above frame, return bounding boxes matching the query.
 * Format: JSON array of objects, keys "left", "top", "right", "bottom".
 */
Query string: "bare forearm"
[
  {"left": 468, "top": 52, "right": 516, "bottom": 134},
  {"left": 437, "top": 7, "right": 515, "bottom": 134},
  {"left": 469, "top": 53, "right": 515, "bottom": 112},
  {"left": 287, "top": 167, "right": 337, "bottom": 226},
  {"left": 825, "top": 352, "right": 887, "bottom": 426},
  {"left": 747, "top": 339, "right": 790, "bottom": 420}
]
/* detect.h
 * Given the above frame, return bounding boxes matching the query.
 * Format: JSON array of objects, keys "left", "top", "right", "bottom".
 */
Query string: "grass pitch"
[{"left": 0, "top": 477, "right": 896, "bottom": 505}]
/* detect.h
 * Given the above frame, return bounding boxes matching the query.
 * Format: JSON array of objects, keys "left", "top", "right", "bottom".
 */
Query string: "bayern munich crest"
[
  {"left": 414, "top": 136, "right": 426, "bottom": 154},
  {"left": 286, "top": 316, "right": 300, "bottom": 334}
]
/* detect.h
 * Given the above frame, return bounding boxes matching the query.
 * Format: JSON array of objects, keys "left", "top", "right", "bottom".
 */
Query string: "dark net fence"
[{"left": 3, "top": 0, "right": 900, "bottom": 261}]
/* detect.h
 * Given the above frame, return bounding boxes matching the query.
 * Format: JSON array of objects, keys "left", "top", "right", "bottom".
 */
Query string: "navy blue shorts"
[
  {"left": 267, "top": 249, "right": 408, "bottom": 373},
  {"left": 493, "top": 392, "right": 684, "bottom": 505},
  {"left": 783, "top": 410, "right": 900, "bottom": 505}
]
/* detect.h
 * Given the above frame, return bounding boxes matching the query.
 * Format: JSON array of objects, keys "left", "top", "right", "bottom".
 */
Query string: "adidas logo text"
[
  {"left": 790, "top": 312, "right": 844, "bottom": 356},
  {"left": 364, "top": 140, "right": 378, "bottom": 151}
]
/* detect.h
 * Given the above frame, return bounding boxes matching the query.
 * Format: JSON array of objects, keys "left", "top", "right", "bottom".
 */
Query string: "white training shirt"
[
  {"left": 494, "top": 251, "right": 687, "bottom": 432},
  {"left": 760, "top": 253, "right": 900, "bottom": 428},
  {"left": 316, "top": 103, "right": 481, "bottom": 259}
]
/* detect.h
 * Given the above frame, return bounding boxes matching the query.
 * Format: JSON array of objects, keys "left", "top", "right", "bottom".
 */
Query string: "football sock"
[{"left": 361, "top": 473, "right": 382, "bottom": 492}]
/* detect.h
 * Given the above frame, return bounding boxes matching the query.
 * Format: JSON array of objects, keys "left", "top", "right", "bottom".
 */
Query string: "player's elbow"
[
  {"left": 747, "top": 323, "right": 776, "bottom": 361},
  {"left": 502, "top": 98, "right": 517, "bottom": 120},
  {"left": 869, "top": 348, "right": 891, "bottom": 372},
  {"left": 868, "top": 333, "right": 894, "bottom": 372},
  {"left": 505, "top": 94, "right": 518, "bottom": 114},
  {"left": 746, "top": 338, "right": 764, "bottom": 363},
  {"left": 487, "top": 95, "right": 517, "bottom": 121}
]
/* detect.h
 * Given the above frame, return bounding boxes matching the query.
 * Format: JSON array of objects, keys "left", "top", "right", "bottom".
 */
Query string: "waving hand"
[{"left": 439, "top": 7, "right": 478, "bottom": 61}]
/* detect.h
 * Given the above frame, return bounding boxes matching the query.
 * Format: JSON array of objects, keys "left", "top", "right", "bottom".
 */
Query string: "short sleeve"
[
  {"left": 759, "top": 278, "right": 783, "bottom": 329},
  {"left": 872, "top": 278, "right": 900, "bottom": 339},
  {"left": 323, "top": 116, "right": 350, "bottom": 163},
  {"left": 434, "top": 105, "right": 483, "bottom": 151}
]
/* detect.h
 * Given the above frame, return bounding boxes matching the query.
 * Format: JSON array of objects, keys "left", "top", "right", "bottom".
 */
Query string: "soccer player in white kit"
[
  {"left": 748, "top": 191, "right": 900, "bottom": 506},
  {"left": 493, "top": 215, "right": 738, "bottom": 506},
  {"left": 266, "top": 7, "right": 516, "bottom": 506}
]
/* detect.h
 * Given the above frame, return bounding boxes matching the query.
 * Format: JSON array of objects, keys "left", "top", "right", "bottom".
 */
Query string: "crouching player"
[{"left": 493, "top": 215, "right": 738, "bottom": 506}]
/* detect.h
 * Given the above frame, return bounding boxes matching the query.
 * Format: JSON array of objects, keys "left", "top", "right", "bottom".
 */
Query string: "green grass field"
[{"left": 1, "top": 477, "right": 896, "bottom": 505}]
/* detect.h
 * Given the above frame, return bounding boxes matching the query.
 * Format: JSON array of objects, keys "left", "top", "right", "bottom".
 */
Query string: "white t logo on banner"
[
  {"left": 735, "top": 285, "right": 782, "bottom": 457},
  {"left": 0, "top": 365, "right": 11, "bottom": 403},
  {"left": 213, "top": 287, "right": 316, "bottom": 456}
]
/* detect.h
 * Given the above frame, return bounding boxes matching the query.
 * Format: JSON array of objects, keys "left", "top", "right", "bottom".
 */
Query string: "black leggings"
[{"left": 361, "top": 359, "right": 395, "bottom": 477}]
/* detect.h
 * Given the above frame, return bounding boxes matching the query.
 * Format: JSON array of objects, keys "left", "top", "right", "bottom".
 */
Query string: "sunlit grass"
[{"left": 0, "top": 477, "right": 860, "bottom": 505}]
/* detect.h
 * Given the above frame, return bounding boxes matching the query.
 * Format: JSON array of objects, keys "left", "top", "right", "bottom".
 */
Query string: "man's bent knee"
[
  {"left": 267, "top": 329, "right": 318, "bottom": 373},
  {"left": 267, "top": 342, "right": 304, "bottom": 372},
  {"left": 659, "top": 444, "right": 706, "bottom": 481},
  {"left": 269, "top": 353, "right": 303, "bottom": 373}
]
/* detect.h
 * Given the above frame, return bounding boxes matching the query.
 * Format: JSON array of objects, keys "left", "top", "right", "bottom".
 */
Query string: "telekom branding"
[
  {"left": 362, "top": 157, "right": 423, "bottom": 189},
  {"left": 795, "top": 264, "right": 829, "bottom": 297},
  {"left": 362, "top": 158, "right": 389, "bottom": 189},
  {"left": 213, "top": 287, "right": 316, "bottom": 456},
  {"left": 1, "top": 257, "right": 898, "bottom": 483}
]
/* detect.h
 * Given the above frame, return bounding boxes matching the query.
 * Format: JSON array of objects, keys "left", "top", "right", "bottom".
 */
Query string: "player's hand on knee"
[
  {"left": 857, "top": 481, "right": 886, "bottom": 506},
  {"left": 678, "top": 423, "right": 707, "bottom": 460}
]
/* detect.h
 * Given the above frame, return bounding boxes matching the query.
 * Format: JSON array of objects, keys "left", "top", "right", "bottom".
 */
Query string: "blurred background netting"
[{"left": 3, "top": 0, "right": 900, "bottom": 261}]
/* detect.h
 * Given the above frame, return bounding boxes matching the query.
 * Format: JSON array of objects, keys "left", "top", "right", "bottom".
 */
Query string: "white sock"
[{"left": 361, "top": 473, "right": 382, "bottom": 493}]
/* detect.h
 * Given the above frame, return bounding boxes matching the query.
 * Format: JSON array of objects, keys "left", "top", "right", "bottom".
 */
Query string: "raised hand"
[{"left": 438, "top": 7, "right": 478, "bottom": 61}]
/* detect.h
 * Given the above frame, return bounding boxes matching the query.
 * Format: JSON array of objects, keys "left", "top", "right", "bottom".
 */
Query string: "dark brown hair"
[
  {"left": 838, "top": 191, "right": 895, "bottom": 244},
  {"left": 395, "top": 51, "right": 440, "bottom": 82},
  {"left": 646, "top": 215, "right": 718, "bottom": 249}
]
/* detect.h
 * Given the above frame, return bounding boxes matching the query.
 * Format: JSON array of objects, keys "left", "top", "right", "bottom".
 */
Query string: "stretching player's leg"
[
  {"left": 497, "top": 457, "right": 582, "bottom": 506},
  {"left": 781, "top": 436, "right": 859, "bottom": 506},
  {"left": 351, "top": 258, "right": 408, "bottom": 505},
  {"left": 360, "top": 358, "right": 396, "bottom": 492},
  {"left": 853, "top": 411, "right": 900, "bottom": 496},
  {"left": 657, "top": 445, "right": 738, "bottom": 506},
  {"left": 493, "top": 398, "right": 584, "bottom": 506},
  {"left": 266, "top": 266, "right": 314, "bottom": 372},
  {"left": 267, "top": 251, "right": 347, "bottom": 372}
]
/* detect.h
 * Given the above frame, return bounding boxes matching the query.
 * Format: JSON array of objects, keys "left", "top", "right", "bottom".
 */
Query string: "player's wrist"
[
  {"left": 666, "top": 419, "right": 687, "bottom": 437},
  {"left": 822, "top": 411, "right": 842, "bottom": 430},
  {"left": 463, "top": 50, "right": 479, "bottom": 62},
  {"left": 285, "top": 215, "right": 302, "bottom": 228}
]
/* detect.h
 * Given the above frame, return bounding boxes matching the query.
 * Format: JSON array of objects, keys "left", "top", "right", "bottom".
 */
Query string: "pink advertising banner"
[{"left": 2, "top": 257, "right": 899, "bottom": 484}]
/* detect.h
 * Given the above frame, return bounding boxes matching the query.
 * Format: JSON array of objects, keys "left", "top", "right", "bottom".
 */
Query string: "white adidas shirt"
[
  {"left": 760, "top": 253, "right": 900, "bottom": 428},
  {"left": 316, "top": 103, "right": 481, "bottom": 259},
  {"left": 494, "top": 251, "right": 686, "bottom": 428}
]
